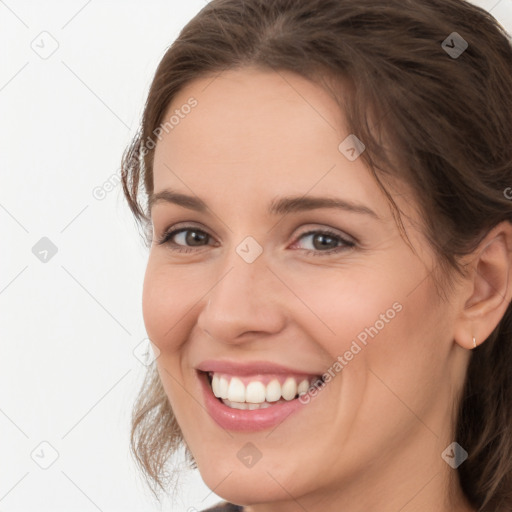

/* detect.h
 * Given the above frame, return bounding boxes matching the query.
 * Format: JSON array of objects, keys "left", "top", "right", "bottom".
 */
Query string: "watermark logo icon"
[
  {"left": 32, "top": 237, "right": 58, "bottom": 263},
  {"left": 31, "top": 441, "right": 59, "bottom": 469},
  {"left": 339, "top": 134, "right": 366, "bottom": 161},
  {"left": 441, "top": 32, "right": 468, "bottom": 59},
  {"left": 133, "top": 338, "right": 161, "bottom": 366},
  {"left": 237, "top": 442, "right": 262, "bottom": 468},
  {"left": 441, "top": 442, "right": 468, "bottom": 468},
  {"left": 236, "top": 236, "right": 263, "bottom": 263},
  {"left": 30, "top": 31, "right": 59, "bottom": 60}
]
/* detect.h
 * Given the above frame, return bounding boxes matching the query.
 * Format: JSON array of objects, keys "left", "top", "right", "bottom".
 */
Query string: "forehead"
[
  {"left": 150, "top": 67, "right": 405, "bottom": 224},
  {"left": 158, "top": 68, "right": 343, "bottom": 160},
  {"left": 157, "top": 70, "right": 346, "bottom": 175}
]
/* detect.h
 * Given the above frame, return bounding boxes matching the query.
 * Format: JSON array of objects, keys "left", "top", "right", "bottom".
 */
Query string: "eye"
[
  {"left": 155, "top": 225, "right": 215, "bottom": 253},
  {"left": 291, "top": 228, "right": 355, "bottom": 256},
  {"left": 155, "top": 224, "right": 356, "bottom": 256}
]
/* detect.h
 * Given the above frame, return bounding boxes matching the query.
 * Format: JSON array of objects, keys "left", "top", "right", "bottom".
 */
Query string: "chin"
[
  {"left": 194, "top": 452, "right": 314, "bottom": 506},
  {"left": 200, "top": 468, "right": 290, "bottom": 505}
]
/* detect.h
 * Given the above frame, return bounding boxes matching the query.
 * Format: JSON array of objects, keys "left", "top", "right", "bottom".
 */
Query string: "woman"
[{"left": 121, "top": 0, "right": 512, "bottom": 510}]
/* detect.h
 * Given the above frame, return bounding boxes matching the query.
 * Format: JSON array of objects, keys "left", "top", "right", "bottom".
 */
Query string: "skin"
[{"left": 142, "top": 67, "right": 512, "bottom": 512}]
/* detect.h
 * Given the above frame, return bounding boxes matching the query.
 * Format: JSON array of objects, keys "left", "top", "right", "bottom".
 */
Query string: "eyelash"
[{"left": 155, "top": 225, "right": 356, "bottom": 256}]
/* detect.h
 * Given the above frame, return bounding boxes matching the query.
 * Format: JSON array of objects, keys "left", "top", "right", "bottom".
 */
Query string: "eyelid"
[{"left": 292, "top": 225, "right": 356, "bottom": 244}]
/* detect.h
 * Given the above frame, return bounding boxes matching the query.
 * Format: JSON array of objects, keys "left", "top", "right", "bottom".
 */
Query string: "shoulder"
[{"left": 201, "top": 502, "right": 244, "bottom": 512}]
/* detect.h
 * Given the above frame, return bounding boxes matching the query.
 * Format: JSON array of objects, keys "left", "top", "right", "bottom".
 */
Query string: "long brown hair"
[{"left": 121, "top": 0, "right": 512, "bottom": 509}]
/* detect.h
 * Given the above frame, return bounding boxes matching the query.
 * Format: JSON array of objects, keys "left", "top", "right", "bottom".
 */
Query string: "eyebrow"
[{"left": 148, "top": 189, "right": 379, "bottom": 219}]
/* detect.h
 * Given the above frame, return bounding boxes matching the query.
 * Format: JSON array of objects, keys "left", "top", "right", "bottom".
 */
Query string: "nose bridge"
[
  {"left": 197, "top": 245, "right": 286, "bottom": 342},
  {"left": 212, "top": 230, "right": 269, "bottom": 300}
]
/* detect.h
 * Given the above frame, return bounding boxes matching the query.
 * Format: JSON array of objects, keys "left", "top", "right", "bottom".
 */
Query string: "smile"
[
  {"left": 196, "top": 361, "right": 325, "bottom": 431},
  {"left": 208, "top": 372, "right": 320, "bottom": 409}
]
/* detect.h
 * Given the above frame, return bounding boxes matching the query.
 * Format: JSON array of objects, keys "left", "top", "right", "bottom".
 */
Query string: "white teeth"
[
  {"left": 222, "top": 398, "right": 273, "bottom": 409},
  {"left": 212, "top": 374, "right": 221, "bottom": 398},
  {"left": 227, "top": 377, "right": 246, "bottom": 402},
  {"left": 209, "top": 372, "right": 316, "bottom": 407},
  {"left": 297, "top": 379, "right": 309, "bottom": 395},
  {"left": 265, "top": 379, "right": 282, "bottom": 402},
  {"left": 212, "top": 373, "right": 230, "bottom": 399},
  {"left": 282, "top": 377, "right": 298, "bottom": 400},
  {"left": 228, "top": 400, "right": 248, "bottom": 410},
  {"left": 218, "top": 376, "right": 229, "bottom": 399},
  {"left": 245, "top": 381, "right": 266, "bottom": 403}
]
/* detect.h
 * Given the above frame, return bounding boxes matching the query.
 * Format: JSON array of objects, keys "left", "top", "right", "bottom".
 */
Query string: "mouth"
[
  {"left": 203, "top": 371, "right": 324, "bottom": 410},
  {"left": 196, "top": 367, "right": 325, "bottom": 431}
]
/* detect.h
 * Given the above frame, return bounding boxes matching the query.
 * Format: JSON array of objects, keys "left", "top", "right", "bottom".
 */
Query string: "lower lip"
[{"left": 198, "top": 371, "right": 309, "bottom": 432}]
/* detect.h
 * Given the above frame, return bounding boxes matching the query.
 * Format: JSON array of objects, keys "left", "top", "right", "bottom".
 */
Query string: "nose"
[{"left": 196, "top": 256, "right": 287, "bottom": 344}]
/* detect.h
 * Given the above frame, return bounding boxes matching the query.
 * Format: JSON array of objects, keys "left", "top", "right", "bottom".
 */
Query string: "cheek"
[
  {"left": 284, "top": 265, "right": 405, "bottom": 359},
  {"left": 141, "top": 258, "right": 196, "bottom": 349},
  {"left": 286, "top": 256, "right": 441, "bottom": 395}
]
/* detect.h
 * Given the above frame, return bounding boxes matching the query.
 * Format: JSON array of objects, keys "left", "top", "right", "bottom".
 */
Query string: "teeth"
[
  {"left": 266, "top": 379, "right": 282, "bottom": 402},
  {"left": 222, "top": 398, "right": 274, "bottom": 410},
  {"left": 218, "top": 376, "right": 229, "bottom": 399},
  {"left": 227, "top": 377, "right": 245, "bottom": 402},
  {"left": 227, "top": 399, "right": 249, "bottom": 410},
  {"left": 281, "top": 377, "right": 298, "bottom": 400},
  {"left": 297, "top": 379, "right": 309, "bottom": 395},
  {"left": 245, "top": 381, "right": 266, "bottom": 403},
  {"left": 209, "top": 372, "right": 313, "bottom": 405},
  {"left": 212, "top": 374, "right": 220, "bottom": 397}
]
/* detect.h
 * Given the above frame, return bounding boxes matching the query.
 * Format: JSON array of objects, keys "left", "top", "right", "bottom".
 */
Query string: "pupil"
[
  {"left": 186, "top": 230, "right": 207, "bottom": 246},
  {"left": 314, "top": 234, "right": 336, "bottom": 250}
]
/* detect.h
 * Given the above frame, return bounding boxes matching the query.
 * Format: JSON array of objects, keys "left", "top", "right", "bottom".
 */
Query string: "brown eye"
[
  {"left": 157, "top": 227, "right": 212, "bottom": 249},
  {"left": 292, "top": 229, "right": 355, "bottom": 256},
  {"left": 181, "top": 229, "right": 209, "bottom": 246},
  {"left": 310, "top": 233, "right": 339, "bottom": 250}
]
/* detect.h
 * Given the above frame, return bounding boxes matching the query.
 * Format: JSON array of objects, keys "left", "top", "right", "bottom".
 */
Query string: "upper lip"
[{"left": 195, "top": 359, "right": 323, "bottom": 376}]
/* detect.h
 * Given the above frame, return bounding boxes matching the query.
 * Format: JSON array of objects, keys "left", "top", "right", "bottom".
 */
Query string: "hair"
[{"left": 121, "top": 0, "right": 512, "bottom": 509}]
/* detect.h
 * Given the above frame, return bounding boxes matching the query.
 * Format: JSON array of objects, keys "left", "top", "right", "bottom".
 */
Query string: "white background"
[{"left": 1, "top": 1, "right": 511, "bottom": 511}]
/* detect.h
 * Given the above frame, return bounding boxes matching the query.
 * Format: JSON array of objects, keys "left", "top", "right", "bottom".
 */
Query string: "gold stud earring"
[{"left": 473, "top": 336, "right": 477, "bottom": 349}]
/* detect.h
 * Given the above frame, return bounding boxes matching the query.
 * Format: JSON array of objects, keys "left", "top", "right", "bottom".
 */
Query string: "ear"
[{"left": 453, "top": 221, "right": 512, "bottom": 350}]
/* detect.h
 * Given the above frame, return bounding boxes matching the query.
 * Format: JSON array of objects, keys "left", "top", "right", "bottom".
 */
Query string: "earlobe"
[{"left": 453, "top": 221, "right": 512, "bottom": 350}]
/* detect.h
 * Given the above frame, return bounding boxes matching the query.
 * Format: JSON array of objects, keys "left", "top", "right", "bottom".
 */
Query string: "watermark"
[
  {"left": 236, "top": 236, "right": 263, "bottom": 263},
  {"left": 32, "top": 237, "right": 58, "bottom": 263},
  {"left": 237, "top": 442, "right": 262, "bottom": 468},
  {"left": 441, "top": 32, "right": 468, "bottom": 59},
  {"left": 339, "top": 134, "right": 366, "bottom": 161},
  {"left": 30, "top": 31, "right": 59, "bottom": 60},
  {"left": 92, "top": 97, "right": 198, "bottom": 200},
  {"left": 441, "top": 442, "right": 468, "bottom": 468},
  {"left": 30, "top": 441, "right": 59, "bottom": 469},
  {"left": 299, "top": 301, "right": 403, "bottom": 404},
  {"left": 140, "top": 97, "right": 198, "bottom": 157},
  {"left": 133, "top": 338, "right": 161, "bottom": 366},
  {"left": 92, "top": 170, "right": 122, "bottom": 201}
]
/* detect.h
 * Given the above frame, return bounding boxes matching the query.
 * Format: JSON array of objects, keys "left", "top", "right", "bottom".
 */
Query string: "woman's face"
[{"left": 143, "top": 68, "right": 471, "bottom": 509}]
